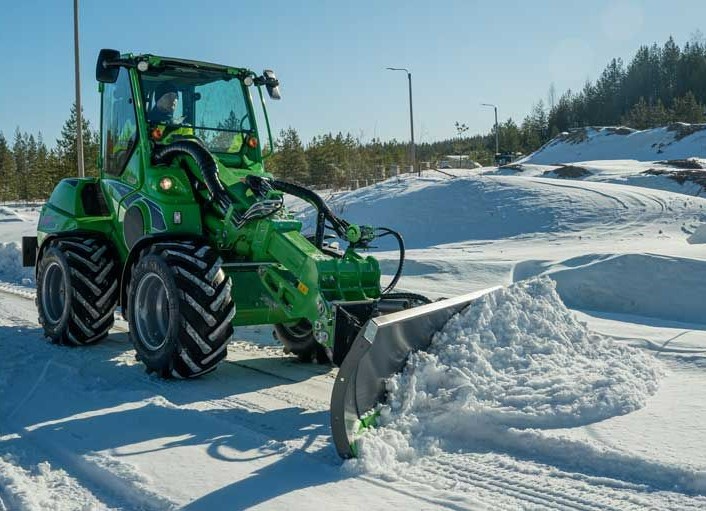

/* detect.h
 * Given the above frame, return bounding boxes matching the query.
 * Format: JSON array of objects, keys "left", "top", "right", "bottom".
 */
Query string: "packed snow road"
[{"left": 1, "top": 287, "right": 706, "bottom": 510}]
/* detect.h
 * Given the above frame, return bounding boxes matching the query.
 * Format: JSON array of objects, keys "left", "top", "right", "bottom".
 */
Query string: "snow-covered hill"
[
  {"left": 1, "top": 169, "right": 706, "bottom": 509},
  {"left": 523, "top": 124, "right": 706, "bottom": 164},
  {"left": 480, "top": 124, "right": 706, "bottom": 196}
]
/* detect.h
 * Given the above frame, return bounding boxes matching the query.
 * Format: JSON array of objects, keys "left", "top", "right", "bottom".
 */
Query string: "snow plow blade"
[{"left": 330, "top": 286, "right": 501, "bottom": 458}]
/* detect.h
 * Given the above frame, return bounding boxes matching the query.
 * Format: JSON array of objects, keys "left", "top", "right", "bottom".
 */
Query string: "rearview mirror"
[
  {"left": 263, "top": 70, "right": 281, "bottom": 100},
  {"left": 96, "top": 49, "right": 121, "bottom": 83}
]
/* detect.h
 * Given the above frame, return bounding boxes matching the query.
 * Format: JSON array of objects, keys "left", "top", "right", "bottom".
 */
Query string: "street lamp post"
[
  {"left": 481, "top": 103, "right": 499, "bottom": 157},
  {"left": 73, "top": 0, "right": 84, "bottom": 178},
  {"left": 387, "top": 67, "right": 417, "bottom": 176}
]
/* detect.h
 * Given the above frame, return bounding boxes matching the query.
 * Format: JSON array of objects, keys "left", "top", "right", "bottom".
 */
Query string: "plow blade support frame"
[{"left": 330, "top": 286, "right": 501, "bottom": 458}]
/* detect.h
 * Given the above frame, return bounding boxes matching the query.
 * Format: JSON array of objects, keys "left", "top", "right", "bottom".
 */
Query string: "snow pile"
[
  {"left": 514, "top": 254, "right": 706, "bottom": 324},
  {"left": 0, "top": 206, "right": 23, "bottom": 223},
  {"left": 688, "top": 223, "right": 706, "bottom": 244},
  {"left": 523, "top": 124, "right": 706, "bottom": 165},
  {"left": 0, "top": 242, "right": 32, "bottom": 284},
  {"left": 351, "top": 277, "right": 663, "bottom": 471},
  {"left": 0, "top": 455, "right": 105, "bottom": 511}
]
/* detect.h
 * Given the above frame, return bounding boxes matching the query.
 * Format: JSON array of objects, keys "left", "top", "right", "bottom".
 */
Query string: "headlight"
[{"left": 159, "top": 177, "right": 174, "bottom": 191}]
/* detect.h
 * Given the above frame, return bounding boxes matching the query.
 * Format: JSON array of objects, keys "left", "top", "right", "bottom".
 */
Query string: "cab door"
[{"left": 99, "top": 66, "right": 143, "bottom": 257}]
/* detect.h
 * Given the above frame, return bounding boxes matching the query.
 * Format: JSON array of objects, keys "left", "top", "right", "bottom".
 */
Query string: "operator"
[
  {"left": 147, "top": 83, "right": 195, "bottom": 144},
  {"left": 148, "top": 84, "right": 180, "bottom": 124},
  {"left": 147, "top": 84, "right": 244, "bottom": 153}
]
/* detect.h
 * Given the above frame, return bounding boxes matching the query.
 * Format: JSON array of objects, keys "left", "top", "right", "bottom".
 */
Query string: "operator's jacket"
[{"left": 147, "top": 110, "right": 244, "bottom": 153}]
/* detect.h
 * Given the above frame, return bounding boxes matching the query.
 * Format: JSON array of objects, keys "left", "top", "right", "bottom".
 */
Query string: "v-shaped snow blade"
[{"left": 330, "top": 287, "right": 501, "bottom": 458}]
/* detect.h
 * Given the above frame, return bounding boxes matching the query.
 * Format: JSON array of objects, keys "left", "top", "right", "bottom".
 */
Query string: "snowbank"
[
  {"left": 523, "top": 125, "right": 706, "bottom": 165},
  {"left": 351, "top": 278, "right": 662, "bottom": 471},
  {"left": 0, "top": 206, "right": 23, "bottom": 223},
  {"left": 514, "top": 253, "right": 706, "bottom": 324},
  {"left": 0, "top": 455, "right": 105, "bottom": 511},
  {"left": 688, "top": 223, "right": 706, "bottom": 244},
  {"left": 0, "top": 242, "right": 32, "bottom": 284}
]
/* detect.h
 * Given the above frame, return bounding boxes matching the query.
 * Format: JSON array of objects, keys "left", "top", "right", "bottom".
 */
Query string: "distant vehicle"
[
  {"left": 438, "top": 160, "right": 452, "bottom": 169},
  {"left": 495, "top": 152, "right": 520, "bottom": 166}
]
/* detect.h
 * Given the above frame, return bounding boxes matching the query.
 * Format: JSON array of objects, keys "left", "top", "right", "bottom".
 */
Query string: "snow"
[
  {"left": 521, "top": 125, "right": 706, "bottom": 164},
  {"left": 2, "top": 131, "right": 706, "bottom": 508},
  {"left": 0, "top": 204, "right": 40, "bottom": 286},
  {"left": 351, "top": 277, "right": 663, "bottom": 466}
]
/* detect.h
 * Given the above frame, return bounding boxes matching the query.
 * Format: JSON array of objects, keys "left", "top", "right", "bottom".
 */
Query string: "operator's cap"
[{"left": 154, "top": 83, "right": 179, "bottom": 100}]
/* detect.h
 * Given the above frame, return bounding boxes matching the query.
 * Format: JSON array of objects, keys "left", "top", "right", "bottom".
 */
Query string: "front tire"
[
  {"left": 127, "top": 242, "right": 235, "bottom": 378},
  {"left": 274, "top": 321, "right": 330, "bottom": 364},
  {"left": 36, "top": 237, "right": 118, "bottom": 345}
]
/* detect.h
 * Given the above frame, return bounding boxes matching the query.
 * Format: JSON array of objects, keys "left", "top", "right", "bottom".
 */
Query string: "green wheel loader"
[{"left": 23, "top": 50, "right": 496, "bottom": 457}]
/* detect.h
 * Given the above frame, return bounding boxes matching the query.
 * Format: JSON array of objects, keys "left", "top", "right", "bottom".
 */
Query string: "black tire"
[
  {"left": 274, "top": 321, "right": 330, "bottom": 364},
  {"left": 36, "top": 237, "right": 119, "bottom": 345},
  {"left": 127, "top": 241, "right": 234, "bottom": 378}
]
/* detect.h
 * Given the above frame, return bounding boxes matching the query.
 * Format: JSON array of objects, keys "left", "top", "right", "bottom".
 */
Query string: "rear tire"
[
  {"left": 127, "top": 241, "right": 235, "bottom": 378},
  {"left": 274, "top": 321, "right": 330, "bottom": 364},
  {"left": 36, "top": 237, "right": 119, "bottom": 345}
]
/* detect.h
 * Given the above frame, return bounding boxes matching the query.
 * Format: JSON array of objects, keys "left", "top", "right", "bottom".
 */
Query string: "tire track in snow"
[
  {"left": 394, "top": 452, "right": 706, "bottom": 511},
  {"left": 527, "top": 177, "right": 672, "bottom": 234},
  {"left": 5, "top": 288, "right": 706, "bottom": 510},
  {"left": 0, "top": 289, "right": 454, "bottom": 510},
  {"left": 0, "top": 313, "right": 178, "bottom": 510}
]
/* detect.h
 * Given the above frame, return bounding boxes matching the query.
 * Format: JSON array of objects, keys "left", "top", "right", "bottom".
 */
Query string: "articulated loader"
[{"left": 23, "top": 50, "right": 494, "bottom": 457}]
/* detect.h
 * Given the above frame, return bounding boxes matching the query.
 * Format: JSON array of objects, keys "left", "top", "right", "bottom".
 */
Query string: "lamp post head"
[{"left": 387, "top": 67, "right": 410, "bottom": 75}]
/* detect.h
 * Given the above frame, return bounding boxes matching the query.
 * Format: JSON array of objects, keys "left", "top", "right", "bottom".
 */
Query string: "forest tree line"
[
  {"left": 0, "top": 104, "right": 98, "bottom": 202},
  {"left": 3, "top": 35, "right": 706, "bottom": 198},
  {"left": 270, "top": 35, "right": 706, "bottom": 185}
]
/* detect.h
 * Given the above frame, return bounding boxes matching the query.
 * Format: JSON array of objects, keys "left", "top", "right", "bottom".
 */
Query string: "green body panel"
[
  {"left": 37, "top": 178, "right": 114, "bottom": 250},
  {"left": 38, "top": 52, "right": 381, "bottom": 349}
]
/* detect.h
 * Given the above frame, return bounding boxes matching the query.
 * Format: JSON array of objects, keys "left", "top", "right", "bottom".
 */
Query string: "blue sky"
[{"left": 1, "top": 0, "right": 705, "bottom": 148}]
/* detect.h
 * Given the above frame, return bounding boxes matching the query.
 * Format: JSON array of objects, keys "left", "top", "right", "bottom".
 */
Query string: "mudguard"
[{"left": 330, "top": 286, "right": 501, "bottom": 458}]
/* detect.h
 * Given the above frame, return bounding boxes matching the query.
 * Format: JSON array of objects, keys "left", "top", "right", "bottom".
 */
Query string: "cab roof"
[{"left": 124, "top": 53, "right": 252, "bottom": 77}]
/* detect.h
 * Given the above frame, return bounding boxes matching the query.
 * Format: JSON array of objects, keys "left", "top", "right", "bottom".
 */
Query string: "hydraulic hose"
[
  {"left": 152, "top": 139, "right": 232, "bottom": 215},
  {"left": 380, "top": 292, "right": 432, "bottom": 305},
  {"left": 376, "top": 227, "right": 405, "bottom": 295},
  {"left": 270, "top": 179, "right": 350, "bottom": 247},
  {"left": 269, "top": 179, "right": 429, "bottom": 303}
]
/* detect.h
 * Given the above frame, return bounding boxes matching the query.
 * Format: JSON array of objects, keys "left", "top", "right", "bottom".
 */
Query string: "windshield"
[{"left": 140, "top": 67, "right": 252, "bottom": 153}]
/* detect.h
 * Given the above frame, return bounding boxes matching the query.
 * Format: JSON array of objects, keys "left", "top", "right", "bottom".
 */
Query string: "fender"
[
  {"left": 119, "top": 233, "right": 208, "bottom": 316},
  {"left": 34, "top": 231, "right": 116, "bottom": 279}
]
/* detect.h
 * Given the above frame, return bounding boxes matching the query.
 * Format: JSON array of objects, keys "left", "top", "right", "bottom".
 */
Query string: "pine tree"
[
  {"left": 12, "top": 128, "right": 28, "bottom": 201},
  {"left": 269, "top": 127, "right": 309, "bottom": 184},
  {"left": 26, "top": 134, "right": 38, "bottom": 200},
  {"left": 0, "top": 132, "right": 14, "bottom": 202},
  {"left": 56, "top": 103, "right": 99, "bottom": 179},
  {"left": 672, "top": 92, "right": 706, "bottom": 123},
  {"left": 35, "top": 133, "right": 51, "bottom": 198}
]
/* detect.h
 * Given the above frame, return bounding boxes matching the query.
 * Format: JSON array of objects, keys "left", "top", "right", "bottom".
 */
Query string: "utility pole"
[
  {"left": 73, "top": 0, "right": 85, "bottom": 177},
  {"left": 387, "top": 67, "right": 417, "bottom": 176},
  {"left": 482, "top": 103, "right": 499, "bottom": 156}
]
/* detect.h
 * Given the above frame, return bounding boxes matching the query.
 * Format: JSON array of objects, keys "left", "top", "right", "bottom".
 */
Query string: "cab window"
[{"left": 102, "top": 67, "right": 137, "bottom": 176}]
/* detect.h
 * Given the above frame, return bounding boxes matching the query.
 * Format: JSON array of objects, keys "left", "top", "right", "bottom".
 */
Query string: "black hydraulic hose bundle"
[
  {"left": 152, "top": 139, "right": 232, "bottom": 215},
  {"left": 270, "top": 179, "right": 350, "bottom": 248},
  {"left": 152, "top": 140, "right": 283, "bottom": 228},
  {"left": 269, "top": 179, "right": 427, "bottom": 301}
]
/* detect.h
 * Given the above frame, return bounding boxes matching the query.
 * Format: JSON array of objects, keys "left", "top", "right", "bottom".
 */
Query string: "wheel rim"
[
  {"left": 281, "top": 320, "right": 313, "bottom": 341},
  {"left": 134, "top": 272, "right": 171, "bottom": 351},
  {"left": 41, "top": 261, "right": 67, "bottom": 325}
]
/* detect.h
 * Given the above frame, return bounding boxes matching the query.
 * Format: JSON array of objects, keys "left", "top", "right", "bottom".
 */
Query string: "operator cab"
[
  {"left": 95, "top": 50, "right": 281, "bottom": 172},
  {"left": 140, "top": 67, "right": 254, "bottom": 155}
]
